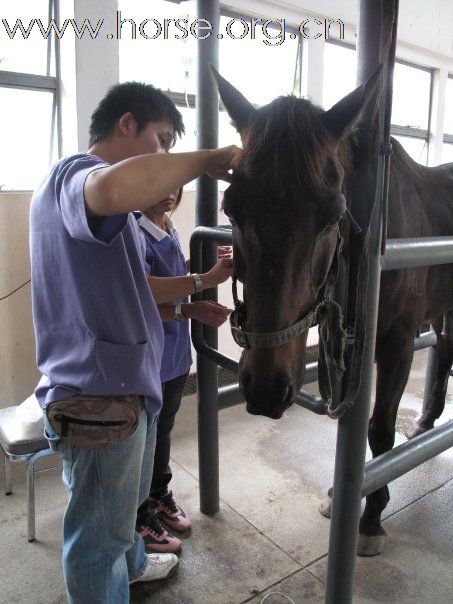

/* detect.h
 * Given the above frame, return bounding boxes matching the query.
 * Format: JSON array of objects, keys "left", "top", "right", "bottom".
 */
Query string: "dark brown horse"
[{"left": 214, "top": 70, "right": 453, "bottom": 556}]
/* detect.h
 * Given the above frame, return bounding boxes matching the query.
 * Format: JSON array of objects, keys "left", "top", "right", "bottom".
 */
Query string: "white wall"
[
  {"left": 0, "top": 194, "right": 41, "bottom": 408},
  {"left": 226, "top": 0, "right": 453, "bottom": 58}
]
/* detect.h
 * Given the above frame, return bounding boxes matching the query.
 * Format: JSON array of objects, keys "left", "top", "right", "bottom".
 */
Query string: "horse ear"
[
  {"left": 322, "top": 65, "right": 383, "bottom": 139},
  {"left": 210, "top": 65, "right": 256, "bottom": 133}
]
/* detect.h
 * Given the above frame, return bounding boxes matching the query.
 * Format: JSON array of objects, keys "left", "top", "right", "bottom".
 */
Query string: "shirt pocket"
[{"left": 93, "top": 340, "right": 148, "bottom": 393}]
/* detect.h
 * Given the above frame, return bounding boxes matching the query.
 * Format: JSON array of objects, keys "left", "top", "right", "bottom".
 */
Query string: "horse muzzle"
[{"left": 240, "top": 368, "right": 295, "bottom": 419}]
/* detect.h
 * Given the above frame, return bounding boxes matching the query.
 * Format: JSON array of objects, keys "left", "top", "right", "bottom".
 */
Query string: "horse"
[{"left": 213, "top": 68, "right": 453, "bottom": 556}]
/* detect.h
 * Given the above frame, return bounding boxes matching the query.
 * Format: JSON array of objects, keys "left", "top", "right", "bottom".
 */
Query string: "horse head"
[{"left": 213, "top": 68, "right": 381, "bottom": 419}]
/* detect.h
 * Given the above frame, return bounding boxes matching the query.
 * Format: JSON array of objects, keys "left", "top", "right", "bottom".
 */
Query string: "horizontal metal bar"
[
  {"left": 361, "top": 419, "right": 453, "bottom": 496},
  {"left": 191, "top": 225, "right": 232, "bottom": 247},
  {"left": 167, "top": 91, "right": 196, "bottom": 109},
  {"left": 382, "top": 237, "right": 453, "bottom": 270},
  {"left": 217, "top": 383, "right": 243, "bottom": 409},
  {"left": 0, "top": 70, "right": 57, "bottom": 91},
  {"left": 413, "top": 330, "right": 437, "bottom": 350},
  {"left": 203, "top": 333, "right": 434, "bottom": 413},
  {"left": 443, "top": 134, "right": 453, "bottom": 145},
  {"left": 390, "top": 124, "right": 428, "bottom": 140},
  {"left": 296, "top": 390, "right": 326, "bottom": 415}
]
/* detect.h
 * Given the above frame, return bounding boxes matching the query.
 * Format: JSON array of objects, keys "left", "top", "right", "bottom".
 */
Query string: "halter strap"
[{"left": 230, "top": 298, "right": 320, "bottom": 349}]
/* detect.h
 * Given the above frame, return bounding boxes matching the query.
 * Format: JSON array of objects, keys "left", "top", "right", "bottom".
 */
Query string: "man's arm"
[{"left": 84, "top": 147, "right": 237, "bottom": 216}]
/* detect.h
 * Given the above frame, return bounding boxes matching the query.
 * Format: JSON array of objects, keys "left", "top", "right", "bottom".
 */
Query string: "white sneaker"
[{"left": 130, "top": 553, "right": 179, "bottom": 584}]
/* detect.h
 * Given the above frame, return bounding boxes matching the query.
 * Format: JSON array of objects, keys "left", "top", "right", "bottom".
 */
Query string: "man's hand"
[
  {"left": 183, "top": 300, "right": 232, "bottom": 328},
  {"left": 206, "top": 145, "right": 241, "bottom": 182}
]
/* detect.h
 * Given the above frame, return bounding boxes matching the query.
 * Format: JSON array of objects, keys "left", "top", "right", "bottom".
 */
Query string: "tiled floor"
[{"left": 0, "top": 349, "right": 452, "bottom": 603}]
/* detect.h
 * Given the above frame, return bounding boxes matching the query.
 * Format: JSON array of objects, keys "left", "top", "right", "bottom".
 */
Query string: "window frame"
[
  {"left": 443, "top": 74, "right": 453, "bottom": 146},
  {"left": 139, "top": 3, "right": 305, "bottom": 110},
  {"left": 0, "top": 0, "right": 62, "bottom": 191},
  {"left": 324, "top": 39, "right": 433, "bottom": 164}
]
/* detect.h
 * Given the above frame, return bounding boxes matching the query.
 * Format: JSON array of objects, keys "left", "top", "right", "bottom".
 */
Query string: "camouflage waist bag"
[{"left": 45, "top": 394, "right": 142, "bottom": 449}]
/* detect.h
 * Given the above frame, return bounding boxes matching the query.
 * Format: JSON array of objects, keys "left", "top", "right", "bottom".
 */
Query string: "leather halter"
[{"left": 229, "top": 231, "right": 344, "bottom": 350}]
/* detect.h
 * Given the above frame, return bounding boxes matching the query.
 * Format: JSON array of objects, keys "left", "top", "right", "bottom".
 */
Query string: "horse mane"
[{"left": 240, "top": 95, "right": 338, "bottom": 195}]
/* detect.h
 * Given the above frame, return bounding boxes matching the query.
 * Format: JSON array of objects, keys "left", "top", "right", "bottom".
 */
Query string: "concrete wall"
[{"left": 0, "top": 194, "right": 41, "bottom": 408}]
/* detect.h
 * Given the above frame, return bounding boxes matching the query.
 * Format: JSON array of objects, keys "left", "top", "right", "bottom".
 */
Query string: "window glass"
[
  {"left": 219, "top": 16, "right": 300, "bottom": 106},
  {"left": 119, "top": 0, "right": 197, "bottom": 94},
  {"left": 174, "top": 105, "right": 196, "bottom": 153},
  {"left": 1, "top": 0, "right": 51, "bottom": 76},
  {"left": 393, "top": 135, "right": 428, "bottom": 166},
  {"left": 444, "top": 77, "right": 453, "bottom": 135},
  {"left": 323, "top": 42, "right": 357, "bottom": 110},
  {"left": 442, "top": 143, "right": 453, "bottom": 164},
  {"left": 391, "top": 63, "right": 431, "bottom": 130},
  {"left": 0, "top": 88, "right": 56, "bottom": 190},
  {"left": 172, "top": 106, "right": 241, "bottom": 191}
]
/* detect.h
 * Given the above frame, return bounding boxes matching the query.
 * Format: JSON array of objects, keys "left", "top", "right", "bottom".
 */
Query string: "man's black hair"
[{"left": 89, "top": 81, "right": 184, "bottom": 147}]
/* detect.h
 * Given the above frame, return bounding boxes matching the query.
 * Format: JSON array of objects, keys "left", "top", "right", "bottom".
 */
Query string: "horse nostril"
[{"left": 283, "top": 383, "right": 294, "bottom": 406}]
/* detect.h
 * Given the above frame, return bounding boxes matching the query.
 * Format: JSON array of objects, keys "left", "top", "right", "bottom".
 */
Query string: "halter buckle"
[{"left": 230, "top": 325, "right": 250, "bottom": 349}]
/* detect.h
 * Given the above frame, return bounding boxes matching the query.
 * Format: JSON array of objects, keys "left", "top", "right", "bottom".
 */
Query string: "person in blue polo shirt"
[
  {"left": 30, "top": 82, "right": 238, "bottom": 604},
  {"left": 135, "top": 188, "right": 232, "bottom": 553}
]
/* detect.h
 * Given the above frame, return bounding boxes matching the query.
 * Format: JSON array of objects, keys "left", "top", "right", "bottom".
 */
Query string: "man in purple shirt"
[{"left": 30, "top": 82, "right": 237, "bottom": 603}]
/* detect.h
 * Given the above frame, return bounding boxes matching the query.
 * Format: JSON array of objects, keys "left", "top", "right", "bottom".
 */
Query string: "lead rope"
[{"left": 321, "top": 220, "right": 372, "bottom": 418}]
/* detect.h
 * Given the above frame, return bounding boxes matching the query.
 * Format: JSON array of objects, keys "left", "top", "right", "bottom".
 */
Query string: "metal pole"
[
  {"left": 196, "top": 0, "right": 221, "bottom": 514},
  {"left": 325, "top": 2, "right": 397, "bottom": 602},
  {"left": 382, "top": 236, "right": 453, "bottom": 270},
  {"left": 362, "top": 420, "right": 453, "bottom": 496}
]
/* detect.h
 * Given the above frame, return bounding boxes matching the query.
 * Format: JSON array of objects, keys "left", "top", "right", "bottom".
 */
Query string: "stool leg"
[
  {"left": 27, "top": 459, "right": 35, "bottom": 542},
  {"left": 4, "top": 455, "right": 12, "bottom": 495}
]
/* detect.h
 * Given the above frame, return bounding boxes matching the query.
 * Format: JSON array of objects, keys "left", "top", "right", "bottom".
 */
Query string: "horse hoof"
[
  {"left": 405, "top": 423, "right": 429, "bottom": 439},
  {"left": 319, "top": 495, "right": 332, "bottom": 519},
  {"left": 357, "top": 533, "right": 386, "bottom": 557}
]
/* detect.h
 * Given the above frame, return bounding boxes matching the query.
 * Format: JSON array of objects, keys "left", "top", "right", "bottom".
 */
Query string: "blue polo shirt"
[
  {"left": 139, "top": 214, "right": 192, "bottom": 383},
  {"left": 30, "top": 153, "right": 164, "bottom": 416}
]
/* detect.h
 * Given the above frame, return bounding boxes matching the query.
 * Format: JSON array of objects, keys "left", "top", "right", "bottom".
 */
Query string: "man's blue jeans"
[{"left": 45, "top": 403, "right": 157, "bottom": 604}]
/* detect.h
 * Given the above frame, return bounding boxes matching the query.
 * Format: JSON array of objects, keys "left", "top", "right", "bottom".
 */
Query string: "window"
[
  {"left": 218, "top": 13, "right": 301, "bottom": 106},
  {"left": 323, "top": 41, "right": 357, "bottom": 110},
  {"left": 0, "top": 0, "right": 61, "bottom": 191},
  {"left": 120, "top": 1, "right": 302, "bottom": 189},
  {"left": 119, "top": 0, "right": 198, "bottom": 189},
  {"left": 390, "top": 61, "right": 431, "bottom": 165},
  {"left": 323, "top": 44, "right": 432, "bottom": 165},
  {"left": 442, "top": 76, "right": 453, "bottom": 163},
  {"left": 119, "top": 0, "right": 198, "bottom": 97}
]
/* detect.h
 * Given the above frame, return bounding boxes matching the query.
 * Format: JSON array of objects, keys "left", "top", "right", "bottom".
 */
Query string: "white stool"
[{"left": 0, "top": 406, "right": 60, "bottom": 541}]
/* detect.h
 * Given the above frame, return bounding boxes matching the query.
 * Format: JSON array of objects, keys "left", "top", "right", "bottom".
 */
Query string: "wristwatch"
[
  {"left": 191, "top": 273, "right": 203, "bottom": 293},
  {"left": 174, "top": 303, "right": 187, "bottom": 323}
]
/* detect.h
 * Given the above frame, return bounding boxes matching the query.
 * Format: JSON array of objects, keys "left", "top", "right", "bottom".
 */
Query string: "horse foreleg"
[
  {"left": 407, "top": 312, "right": 453, "bottom": 438},
  {"left": 358, "top": 325, "right": 415, "bottom": 556}
]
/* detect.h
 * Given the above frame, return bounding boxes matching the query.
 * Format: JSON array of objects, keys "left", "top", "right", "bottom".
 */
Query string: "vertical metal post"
[
  {"left": 196, "top": 0, "right": 221, "bottom": 514},
  {"left": 325, "top": 1, "right": 397, "bottom": 602},
  {"left": 27, "top": 459, "right": 36, "bottom": 541},
  {"left": 4, "top": 455, "right": 12, "bottom": 495}
]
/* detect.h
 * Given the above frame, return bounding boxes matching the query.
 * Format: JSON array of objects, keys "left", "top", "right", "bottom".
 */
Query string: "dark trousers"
[{"left": 150, "top": 372, "right": 188, "bottom": 497}]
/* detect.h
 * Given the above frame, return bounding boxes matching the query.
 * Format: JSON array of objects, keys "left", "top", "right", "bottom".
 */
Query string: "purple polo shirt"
[
  {"left": 30, "top": 153, "right": 164, "bottom": 416},
  {"left": 139, "top": 214, "right": 192, "bottom": 383}
]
